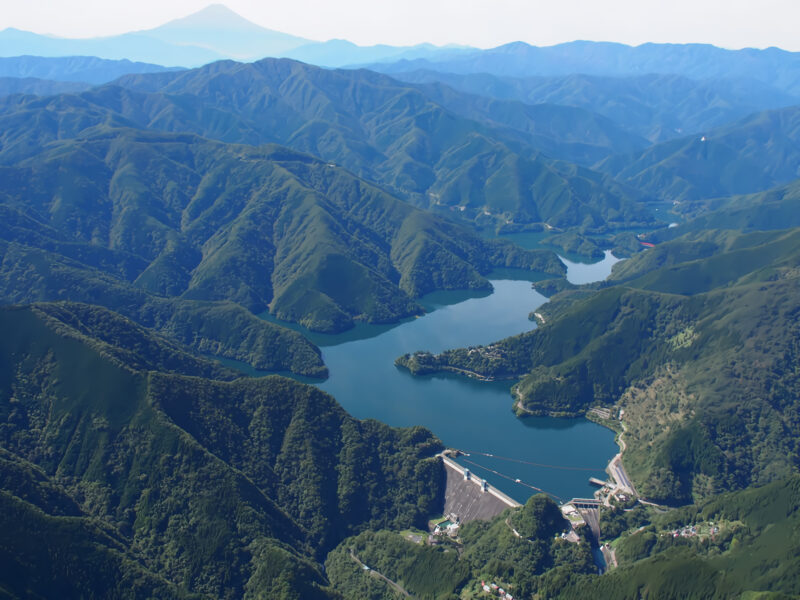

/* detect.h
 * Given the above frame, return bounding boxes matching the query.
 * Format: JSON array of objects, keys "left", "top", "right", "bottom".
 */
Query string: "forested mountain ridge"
[
  {"left": 596, "top": 104, "right": 800, "bottom": 202},
  {"left": 0, "top": 122, "right": 563, "bottom": 339},
  {"left": 648, "top": 175, "right": 800, "bottom": 237},
  {"left": 19, "top": 301, "right": 240, "bottom": 380},
  {"left": 387, "top": 79, "right": 650, "bottom": 164},
  {"left": 397, "top": 228, "right": 800, "bottom": 504},
  {"left": 388, "top": 70, "right": 800, "bottom": 143},
  {"left": 66, "top": 57, "right": 656, "bottom": 231},
  {"left": 0, "top": 303, "right": 445, "bottom": 598}
]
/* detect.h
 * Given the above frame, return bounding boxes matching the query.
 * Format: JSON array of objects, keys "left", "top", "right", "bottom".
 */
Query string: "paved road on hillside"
[{"left": 349, "top": 548, "right": 412, "bottom": 598}]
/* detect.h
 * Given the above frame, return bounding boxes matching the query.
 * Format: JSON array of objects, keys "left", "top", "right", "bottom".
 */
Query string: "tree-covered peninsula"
[{"left": 397, "top": 225, "right": 800, "bottom": 505}]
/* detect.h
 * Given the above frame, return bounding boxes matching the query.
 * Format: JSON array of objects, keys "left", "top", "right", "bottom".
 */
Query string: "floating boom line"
[
  {"left": 459, "top": 449, "right": 600, "bottom": 472},
  {"left": 459, "top": 457, "right": 563, "bottom": 503}
]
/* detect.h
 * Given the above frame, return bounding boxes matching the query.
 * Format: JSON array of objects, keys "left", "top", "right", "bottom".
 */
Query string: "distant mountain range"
[
  {"left": 0, "top": 97, "right": 564, "bottom": 338},
  {"left": 4, "top": 2, "right": 800, "bottom": 96},
  {"left": 369, "top": 40, "right": 800, "bottom": 96},
  {"left": 0, "top": 56, "right": 655, "bottom": 232},
  {"left": 7, "top": 51, "right": 800, "bottom": 230},
  {"left": 0, "top": 76, "right": 89, "bottom": 96},
  {"left": 389, "top": 70, "right": 800, "bottom": 143},
  {"left": 0, "top": 55, "right": 180, "bottom": 85},
  {"left": 0, "top": 4, "right": 305, "bottom": 66},
  {"left": 596, "top": 104, "right": 800, "bottom": 201},
  {"left": 281, "top": 39, "right": 473, "bottom": 69},
  {"left": 0, "top": 4, "right": 470, "bottom": 68},
  {"left": 0, "top": 24, "right": 223, "bottom": 68}
]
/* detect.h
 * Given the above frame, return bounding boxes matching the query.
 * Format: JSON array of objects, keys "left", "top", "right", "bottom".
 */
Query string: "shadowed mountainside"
[
  {"left": 0, "top": 302, "right": 445, "bottom": 598},
  {"left": 0, "top": 55, "right": 181, "bottom": 84}
]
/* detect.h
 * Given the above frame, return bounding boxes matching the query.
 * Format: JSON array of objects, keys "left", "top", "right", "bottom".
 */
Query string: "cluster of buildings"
[
  {"left": 669, "top": 523, "right": 719, "bottom": 538},
  {"left": 481, "top": 580, "right": 513, "bottom": 599},
  {"left": 432, "top": 514, "right": 461, "bottom": 538},
  {"left": 466, "top": 344, "right": 504, "bottom": 360},
  {"left": 672, "top": 525, "right": 698, "bottom": 538}
]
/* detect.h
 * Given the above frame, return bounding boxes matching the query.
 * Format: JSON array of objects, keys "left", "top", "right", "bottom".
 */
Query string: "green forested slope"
[
  {"left": 610, "top": 228, "right": 800, "bottom": 291},
  {"left": 559, "top": 475, "right": 800, "bottom": 599},
  {"left": 0, "top": 304, "right": 445, "bottom": 598},
  {"left": 398, "top": 229, "right": 800, "bottom": 503},
  {"left": 0, "top": 124, "right": 562, "bottom": 343},
  {"left": 650, "top": 177, "right": 800, "bottom": 238},
  {"left": 596, "top": 104, "right": 800, "bottom": 202},
  {"left": 0, "top": 240, "right": 328, "bottom": 376},
  {"left": 0, "top": 453, "right": 200, "bottom": 600},
  {"left": 0, "top": 58, "right": 653, "bottom": 231},
  {"left": 22, "top": 301, "right": 239, "bottom": 380},
  {"left": 326, "top": 494, "right": 595, "bottom": 600},
  {"left": 402, "top": 80, "right": 649, "bottom": 163},
  {"left": 389, "top": 70, "right": 800, "bottom": 143}
]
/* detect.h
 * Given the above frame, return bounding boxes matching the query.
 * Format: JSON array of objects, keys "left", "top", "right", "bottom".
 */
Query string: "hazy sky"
[{"left": 3, "top": 0, "right": 799, "bottom": 50}]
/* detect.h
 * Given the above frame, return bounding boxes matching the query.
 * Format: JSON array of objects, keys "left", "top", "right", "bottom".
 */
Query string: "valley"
[{"left": 1, "top": 4, "right": 799, "bottom": 599}]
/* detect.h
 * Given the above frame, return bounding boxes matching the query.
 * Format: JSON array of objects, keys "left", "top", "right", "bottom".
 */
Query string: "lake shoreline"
[{"left": 220, "top": 253, "right": 623, "bottom": 503}]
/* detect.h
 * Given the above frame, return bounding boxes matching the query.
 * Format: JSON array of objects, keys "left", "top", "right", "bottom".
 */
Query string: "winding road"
[{"left": 349, "top": 548, "right": 412, "bottom": 598}]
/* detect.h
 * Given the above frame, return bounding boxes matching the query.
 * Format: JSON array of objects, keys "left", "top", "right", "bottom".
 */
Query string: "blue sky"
[{"left": 3, "top": 0, "right": 799, "bottom": 51}]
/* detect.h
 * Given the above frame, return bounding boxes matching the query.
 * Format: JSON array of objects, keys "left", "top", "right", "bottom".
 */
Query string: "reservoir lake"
[{"left": 270, "top": 253, "right": 623, "bottom": 504}]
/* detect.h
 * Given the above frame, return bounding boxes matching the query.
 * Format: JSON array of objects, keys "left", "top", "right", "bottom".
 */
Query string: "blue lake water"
[
  {"left": 297, "top": 256, "right": 620, "bottom": 504},
  {"left": 561, "top": 250, "right": 621, "bottom": 284},
  {"left": 242, "top": 255, "right": 621, "bottom": 504}
]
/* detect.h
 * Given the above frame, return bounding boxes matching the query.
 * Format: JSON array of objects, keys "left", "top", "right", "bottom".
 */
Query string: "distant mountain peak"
[
  {"left": 152, "top": 4, "right": 268, "bottom": 33},
  {"left": 136, "top": 3, "right": 311, "bottom": 61}
]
